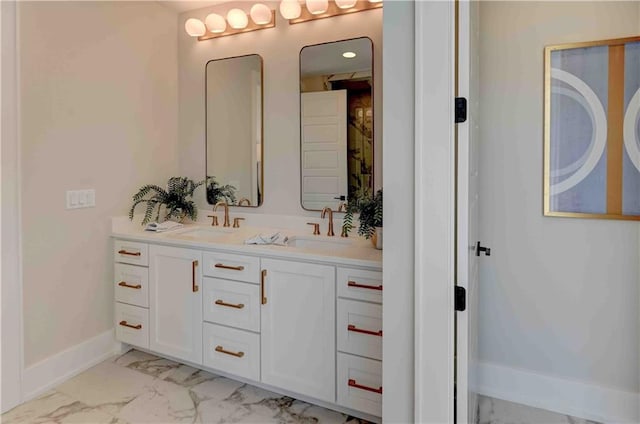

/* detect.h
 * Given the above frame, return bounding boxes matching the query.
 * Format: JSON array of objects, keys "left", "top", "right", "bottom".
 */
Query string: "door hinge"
[
  {"left": 455, "top": 97, "right": 467, "bottom": 123},
  {"left": 455, "top": 286, "right": 466, "bottom": 311}
]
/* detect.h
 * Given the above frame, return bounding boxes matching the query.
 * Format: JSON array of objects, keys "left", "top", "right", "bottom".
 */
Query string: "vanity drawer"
[
  {"left": 203, "top": 322, "right": 260, "bottom": 381},
  {"left": 337, "top": 299, "right": 382, "bottom": 360},
  {"left": 337, "top": 352, "right": 382, "bottom": 417},
  {"left": 337, "top": 268, "right": 382, "bottom": 304},
  {"left": 202, "top": 251, "right": 260, "bottom": 284},
  {"left": 202, "top": 277, "right": 260, "bottom": 332},
  {"left": 114, "top": 240, "right": 149, "bottom": 267},
  {"left": 115, "top": 302, "right": 149, "bottom": 349},
  {"left": 114, "top": 263, "right": 149, "bottom": 308}
]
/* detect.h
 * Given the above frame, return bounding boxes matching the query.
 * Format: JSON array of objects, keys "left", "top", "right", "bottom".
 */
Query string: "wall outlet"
[{"left": 66, "top": 189, "right": 95, "bottom": 209}]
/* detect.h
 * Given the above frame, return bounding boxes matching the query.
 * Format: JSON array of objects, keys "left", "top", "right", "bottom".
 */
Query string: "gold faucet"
[
  {"left": 321, "top": 207, "right": 335, "bottom": 237},
  {"left": 238, "top": 198, "right": 251, "bottom": 206},
  {"left": 213, "top": 201, "right": 230, "bottom": 227}
]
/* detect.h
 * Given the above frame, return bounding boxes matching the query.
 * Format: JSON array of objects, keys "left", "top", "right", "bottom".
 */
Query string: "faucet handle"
[
  {"left": 306, "top": 222, "right": 321, "bottom": 235},
  {"left": 233, "top": 217, "right": 245, "bottom": 228},
  {"left": 207, "top": 215, "right": 218, "bottom": 226}
]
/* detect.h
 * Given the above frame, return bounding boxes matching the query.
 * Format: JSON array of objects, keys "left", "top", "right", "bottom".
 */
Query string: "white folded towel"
[
  {"left": 244, "top": 232, "right": 288, "bottom": 246},
  {"left": 145, "top": 221, "right": 184, "bottom": 232}
]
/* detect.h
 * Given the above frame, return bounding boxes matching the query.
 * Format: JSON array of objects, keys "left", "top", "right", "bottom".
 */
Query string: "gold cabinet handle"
[
  {"left": 119, "top": 320, "right": 142, "bottom": 330},
  {"left": 348, "top": 379, "right": 382, "bottom": 394},
  {"left": 348, "top": 324, "right": 383, "bottom": 337},
  {"left": 118, "top": 281, "right": 142, "bottom": 290},
  {"left": 348, "top": 280, "right": 383, "bottom": 291},
  {"left": 215, "top": 299, "right": 245, "bottom": 309},
  {"left": 214, "top": 263, "right": 245, "bottom": 271},
  {"left": 261, "top": 269, "right": 267, "bottom": 305},
  {"left": 118, "top": 249, "right": 141, "bottom": 257},
  {"left": 192, "top": 260, "right": 199, "bottom": 292},
  {"left": 215, "top": 345, "right": 244, "bottom": 358}
]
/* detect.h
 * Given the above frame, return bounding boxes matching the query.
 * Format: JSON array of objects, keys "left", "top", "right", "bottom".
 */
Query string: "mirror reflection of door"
[
  {"left": 206, "top": 54, "right": 263, "bottom": 207},
  {"left": 300, "top": 38, "right": 374, "bottom": 211}
]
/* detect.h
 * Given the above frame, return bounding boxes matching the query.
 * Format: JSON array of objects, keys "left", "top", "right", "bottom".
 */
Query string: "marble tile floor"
[
  {"left": 2, "top": 349, "right": 371, "bottom": 424},
  {"left": 2, "top": 349, "right": 605, "bottom": 424}
]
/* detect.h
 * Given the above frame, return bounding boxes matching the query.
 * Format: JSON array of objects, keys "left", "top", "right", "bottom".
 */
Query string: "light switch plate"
[{"left": 66, "top": 189, "right": 95, "bottom": 209}]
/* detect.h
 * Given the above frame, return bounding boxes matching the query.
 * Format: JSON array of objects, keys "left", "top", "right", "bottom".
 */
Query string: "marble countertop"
[{"left": 112, "top": 218, "right": 382, "bottom": 270}]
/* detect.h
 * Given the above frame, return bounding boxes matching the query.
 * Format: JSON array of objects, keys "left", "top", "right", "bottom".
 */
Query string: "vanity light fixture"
[
  {"left": 205, "top": 13, "right": 227, "bottom": 33},
  {"left": 342, "top": 51, "right": 356, "bottom": 58},
  {"left": 194, "top": 6, "right": 276, "bottom": 41},
  {"left": 306, "top": 0, "right": 329, "bottom": 14},
  {"left": 279, "top": 0, "right": 302, "bottom": 19},
  {"left": 227, "top": 8, "right": 249, "bottom": 29},
  {"left": 284, "top": 0, "right": 382, "bottom": 25},
  {"left": 185, "top": 18, "right": 206, "bottom": 37}
]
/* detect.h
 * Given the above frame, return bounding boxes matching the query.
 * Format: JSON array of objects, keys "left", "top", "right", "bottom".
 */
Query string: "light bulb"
[
  {"left": 279, "top": 0, "right": 301, "bottom": 19},
  {"left": 343, "top": 51, "right": 356, "bottom": 58},
  {"left": 306, "top": 0, "right": 328, "bottom": 15},
  {"left": 226, "top": 9, "right": 248, "bottom": 29},
  {"left": 205, "top": 13, "right": 226, "bottom": 33},
  {"left": 184, "top": 18, "right": 206, "bottom": 37},
  {"left": 335, "top": 0, "right": 357, "bottom": 8},
  {"left": 250, "top": 4, "right": 272, "bottom": 25}
]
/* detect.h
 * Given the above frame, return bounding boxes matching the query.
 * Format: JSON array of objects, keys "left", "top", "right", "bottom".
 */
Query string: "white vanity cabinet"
[
  {"left": 260, "top": 258, "right": 336, "bottom": 403},
  {"left": 148, "top": 245, "right": 203, "bottom": 364},
  {"left": 113, "top": 236, "right": 381, "bottom": 421}
]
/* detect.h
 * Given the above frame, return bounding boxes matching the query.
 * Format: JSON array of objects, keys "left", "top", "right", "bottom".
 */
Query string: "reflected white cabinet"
[
  {"left": 149, "top": 245, "right": 202, "bottom": 364},
  {"left": 260, "top": 258, "right": 336, "bottom": 403}
]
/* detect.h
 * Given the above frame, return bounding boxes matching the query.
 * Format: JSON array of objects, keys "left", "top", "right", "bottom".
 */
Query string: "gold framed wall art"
[{"left": 544, "top": 36, "right": 640, "bottom": 221}]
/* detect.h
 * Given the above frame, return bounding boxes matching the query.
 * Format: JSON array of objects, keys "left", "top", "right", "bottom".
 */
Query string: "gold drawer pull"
[
  {"left": 118, "top": 281, "right": 142, "bottom": 290},
  {"left": 192, "top": 260, "right": 199, "bottom": 292},
  {"left": 348, "top": 379, "right": 382, "bottom": 394},
  {"left": 348, "top": 280, "right": 383, "bottom": 291},
  {"left": 215, "top": 299, "right": 245, "bottom": 309},
  {"left": 261, "top": 269, "right": 267, "bottom": 305},
  {"left": 119, "top": 320, "right": 142, "bottom": 330},
  {"left": 348, "top": 324, "right": 382, "bottom": 337},
  {"left": 215, "top": 345, "right": 244, "bottom": 358},
  {"left": 215, "top": 263, "right": 245, "bottom": 271},
  {"left": 118, "top": 249, "right": 141, "bottom": 257}
]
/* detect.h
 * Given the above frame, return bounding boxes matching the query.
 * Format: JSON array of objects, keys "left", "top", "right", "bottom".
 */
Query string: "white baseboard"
[
  {"left": 22, "top": 329, "right": 121, "bottom": 402},
  {"left": 475, "top": 361, "right": 640, "bottom": 423}
]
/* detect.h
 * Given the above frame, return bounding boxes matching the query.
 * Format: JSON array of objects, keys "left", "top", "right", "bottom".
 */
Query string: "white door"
[
  {"left": 301, "top": 90, "right": 348, "bottom": 210},
  {"left": 456, "top": 1, "right": 480, "bottom": 423},
  {"left": 260, "top": 258, "right": 335, "bottom": 402},
  {"left": 149, "top": 245, "right": 202, "bottom": 364}
]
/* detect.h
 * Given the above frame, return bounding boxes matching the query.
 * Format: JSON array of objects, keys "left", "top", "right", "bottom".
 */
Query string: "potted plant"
[
  {"left": 205, "top": 176, "right": 237, "bottom": 205},
  {"left": 341, "top": 189, "right": 383, "bottom": 249},
  {"left": 129, "top": 177, "right": 204, "bottom": 225}
]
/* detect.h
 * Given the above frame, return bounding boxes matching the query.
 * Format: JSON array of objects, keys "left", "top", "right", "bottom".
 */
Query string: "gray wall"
[{"left": 479, "top": 0, "right": 640, "bottom": 397}]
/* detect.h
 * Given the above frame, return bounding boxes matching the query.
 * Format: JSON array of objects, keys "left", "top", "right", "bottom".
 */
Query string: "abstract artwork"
[{"left": 544, "top": 36, "right": 640, "bottom": 220}]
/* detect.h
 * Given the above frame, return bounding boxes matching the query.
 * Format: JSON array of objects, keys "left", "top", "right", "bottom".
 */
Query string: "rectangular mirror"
[
  {"left": 299, "top": 37, "right": 374, "bottom": 211},
  {"left": 206, "top": 54, "right": 263, "bottom": 207}
]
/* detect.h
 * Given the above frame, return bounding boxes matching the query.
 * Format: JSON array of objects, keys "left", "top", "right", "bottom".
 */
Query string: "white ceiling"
[{"left": 300, "top": 38, "right": 372, "bottom": 77}]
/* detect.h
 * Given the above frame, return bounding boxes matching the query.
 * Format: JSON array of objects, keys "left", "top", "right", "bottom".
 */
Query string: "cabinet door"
[
  {"left": 261, "top": 258, "right": 335, "bottom": 403},
  {"left": 149, "top": 245, "right": 202, "bottom": 364}
]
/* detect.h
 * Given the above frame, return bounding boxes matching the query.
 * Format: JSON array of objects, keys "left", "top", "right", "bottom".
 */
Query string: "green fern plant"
[
  {"left": 206, "top": 176, "right": 237, "bottom": 205},
  {"left": 341, "top": 189, "right": 383, "bottom": 239},
  {"left": 129, "top": 177, "right": 204, "bottom": 225}
]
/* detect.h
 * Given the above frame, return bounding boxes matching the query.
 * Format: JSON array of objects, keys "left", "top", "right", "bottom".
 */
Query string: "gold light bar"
[
  {"left": 289, "top": 0, "right": 382, "bottom": 25},
  {"left": 198, "top": 10, "right": 276, "bottom": 41}
]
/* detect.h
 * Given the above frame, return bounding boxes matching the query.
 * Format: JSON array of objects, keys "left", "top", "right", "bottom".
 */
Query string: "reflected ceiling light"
[
  {"left": 227, "top": 8, "right": 249, "bottom": 29},
  {"left": 342, "top": 51, "right": 356, "bottom": 58},
  {"left": 184, "top": 18, "right": 206, "bottom": 37},
  {"left": 335, "top": 0, "right": 357, "bottom": 9},
  {"left": 205, "top": 13, "right": 226, "bottom": 33},
  {"left": 368, "top": 0, "right": 383, "bottom": 2},
  {"left": 279, "top": 0, "right": 302, "bottom": 19},
  {"left": 250, "top": 3, "right": 272, "bottom": 24},
  {"left": 306, "top": 0, "right": 328, "bottom": 15}
]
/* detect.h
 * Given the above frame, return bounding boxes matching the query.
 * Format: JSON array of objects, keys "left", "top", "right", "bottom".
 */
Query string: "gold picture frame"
[{"left": 544, "top": 35, "right": 640, "bottom": 221}]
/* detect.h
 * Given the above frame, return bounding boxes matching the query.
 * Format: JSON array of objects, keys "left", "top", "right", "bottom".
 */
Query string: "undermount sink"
[
  {"left": 286, "top": 235, "right": 353, "bottom": 250},
  {"left": 174, "top": 227, "right": 234, "bottom": 240}
]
